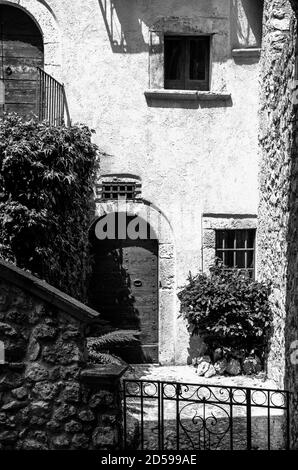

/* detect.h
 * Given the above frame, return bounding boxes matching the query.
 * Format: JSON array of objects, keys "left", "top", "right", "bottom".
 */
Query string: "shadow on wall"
[
  {"left": 98, "top": 0, "right": 147, "bottom": 53},
  {"left": 145, "top": 97, "right": 233, "bottom": 110},
  {"left": 187, "top": 329, "right": 207, "bottom": 365},
  {"left": 231, "top": 0, "right": 264, "bottom": 48},
  {"left": 285, "top": 42, "right": 298, "bottom": 449}
]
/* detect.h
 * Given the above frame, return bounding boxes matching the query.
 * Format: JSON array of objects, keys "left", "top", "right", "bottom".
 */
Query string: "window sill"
[
  {"left": 232, "top": 48, "right": 261, "bottom": 58},
  {"left": 144, "top": 89, "right": 231, "bottom": 102}
]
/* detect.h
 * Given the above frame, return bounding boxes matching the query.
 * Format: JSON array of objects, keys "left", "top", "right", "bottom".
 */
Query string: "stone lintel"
[{"left": 202, "top": 213, "right": 258, "bottom": 230}]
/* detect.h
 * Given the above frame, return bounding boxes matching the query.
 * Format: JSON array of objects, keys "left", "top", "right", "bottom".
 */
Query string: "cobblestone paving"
[{"left": 123, "top": 366, "right": 287, "bottom": 450}]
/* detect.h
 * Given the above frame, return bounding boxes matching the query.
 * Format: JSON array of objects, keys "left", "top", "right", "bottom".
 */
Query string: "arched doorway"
[
  {"left": 89, "top": 214, "right": 159, "bottom": 363},
  {"left": 0, "top": 4, "right": 44, "bottom": 116}
]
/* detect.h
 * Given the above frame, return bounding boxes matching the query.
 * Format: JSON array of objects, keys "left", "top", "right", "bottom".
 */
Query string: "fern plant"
[{"left": 87, "top": 329, "right": 140, "bottom": 365}]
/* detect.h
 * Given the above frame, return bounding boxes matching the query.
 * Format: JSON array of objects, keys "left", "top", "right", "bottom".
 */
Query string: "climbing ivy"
[{"left": 0, "top": 113, "right": 100, "bottom": 302}]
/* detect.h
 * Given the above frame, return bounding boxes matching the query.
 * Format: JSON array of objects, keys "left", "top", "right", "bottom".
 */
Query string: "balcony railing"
[{"left": 36, "top": 67, "right": 70, "bottom": 127}]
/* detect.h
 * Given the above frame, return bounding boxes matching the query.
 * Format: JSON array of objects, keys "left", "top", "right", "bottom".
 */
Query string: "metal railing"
[
  {"left": 123, "top": 379, "right": 291, "bottom": 451},
  {"left": 36, "top": 67, "right": 70, "bottom": 126}
]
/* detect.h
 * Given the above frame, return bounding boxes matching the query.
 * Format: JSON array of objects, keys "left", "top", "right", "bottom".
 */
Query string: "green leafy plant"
[
  {"left": 178, "top": 261, "right": 273, "bottom": 361},
  {"left": 87, "top": 330, "right": 140, "bottom": 365},
  {"left": 0, "top": 113, "right": 100, "bottom": 302}
]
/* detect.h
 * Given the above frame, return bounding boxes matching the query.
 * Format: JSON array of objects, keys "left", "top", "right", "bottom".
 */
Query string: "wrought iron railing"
[
  {"left": 123, "top": 380, "right": 291, "bottom": 451},
  {"left": 36, "top": 67, "right": 70, "bottom": 126}
]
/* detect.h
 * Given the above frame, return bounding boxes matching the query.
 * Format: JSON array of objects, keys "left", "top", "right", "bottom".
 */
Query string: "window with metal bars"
[
  {"left": 215, "top": 229, "right": 256, "bottom": 278},
  {"left": 101, "top": 182, "right": 137, "bottom": 200}
]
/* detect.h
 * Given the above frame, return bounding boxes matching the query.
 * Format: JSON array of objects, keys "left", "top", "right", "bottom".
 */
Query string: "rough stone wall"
[
  {"left": 284, "top": 1, "right": 298, "bottom": 449},
  {"left": 0, "top": 271, "right": 122, "bottom": 450},
  {"left": 258, "top": 0, "right": 295, "bottom": 385},
  {"left": 258, "top": 0, "right": 298, "bottom": 448}
]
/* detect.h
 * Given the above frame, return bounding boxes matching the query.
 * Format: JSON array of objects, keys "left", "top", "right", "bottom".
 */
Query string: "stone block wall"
[
  {"left": 0, "top": 261, "right": 124, "bottom": 450},
  {"left": 258, "top": 0, "right": 295, "bottom": 384},
  {"left": 258, "top": 0, "right": 298, "bottom": 448},
  {"left": 287, "top": 0, "right": 298, "bottom": 453}
]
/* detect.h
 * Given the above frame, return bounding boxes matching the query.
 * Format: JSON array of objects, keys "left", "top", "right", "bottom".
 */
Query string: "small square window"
[
  {"left": 164, "top": 35, "right": 210, "bottom": 91},
  {"left": 215, "top": 229, "right": 256, "bottom": 278}
]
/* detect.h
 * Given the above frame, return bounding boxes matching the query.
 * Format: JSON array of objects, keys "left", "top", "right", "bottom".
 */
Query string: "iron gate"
[{"left": 123, "top": 380, "right": 290, "bottom": 450}]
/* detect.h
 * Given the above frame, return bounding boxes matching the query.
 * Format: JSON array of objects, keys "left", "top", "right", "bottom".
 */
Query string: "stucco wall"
[
  {"left": 3, "top": 0, "right": 261, "bottom": 364},
  {"left": 33, "top": 0, "right": 260, "bottom": 281}
]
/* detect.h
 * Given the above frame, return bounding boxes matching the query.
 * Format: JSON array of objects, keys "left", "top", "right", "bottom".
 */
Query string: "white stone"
[
  {"left": 204, "top": 364, "right": 216, "bottom": 378},
  {"left": 196, "top": 361, "right": 211, "bottom": 377}
]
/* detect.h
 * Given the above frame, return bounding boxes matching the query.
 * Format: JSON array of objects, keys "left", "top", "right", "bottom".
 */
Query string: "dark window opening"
[
  {"left": 101, "top": 182, "right": 137, "bottom": 200},
  {"left": 164, "top": 36, "right": 210, "bottom": 90},
  {"left": 215, "top": 229, "right": 256, "bottom": 278}
]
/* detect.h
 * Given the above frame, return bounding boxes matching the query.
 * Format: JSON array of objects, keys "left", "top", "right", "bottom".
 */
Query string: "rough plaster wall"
[
  {"left": 37, "top": 0, "right": 260, "bottom": 287},
  {"left": 8, "top": 0, "right": 261, "bottom": 364}
]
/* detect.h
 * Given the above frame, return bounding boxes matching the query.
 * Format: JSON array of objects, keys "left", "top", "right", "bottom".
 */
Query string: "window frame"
[
  {"left": 101, "top": 182, "right": 137, "bottom": 201},
  {"left": 215, "top": 229, "right": 256, "bottom": 278},
  {"left": 164, "top": 35, "right": 210, "bottom": 91}
]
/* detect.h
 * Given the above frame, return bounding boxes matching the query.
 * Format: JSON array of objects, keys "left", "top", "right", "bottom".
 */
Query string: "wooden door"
[
  {"left": 89, "top": 221, "right": 159, "bottom": 363},
  {"left": 0, "top": 5, "right": 43, "bottom": 117}
]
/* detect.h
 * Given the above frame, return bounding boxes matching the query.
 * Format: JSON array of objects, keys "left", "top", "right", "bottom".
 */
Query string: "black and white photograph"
[{"left": 0, "top": 0, "right": 297, "bottom": 460}]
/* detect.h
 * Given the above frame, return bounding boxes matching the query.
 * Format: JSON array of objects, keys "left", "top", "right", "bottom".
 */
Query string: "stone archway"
[
  {"left": 92, "top": 200, "right": 176, "bottom": 365},
  {"left": 0, "top": 0, "right": 61, "bottom": 80}
]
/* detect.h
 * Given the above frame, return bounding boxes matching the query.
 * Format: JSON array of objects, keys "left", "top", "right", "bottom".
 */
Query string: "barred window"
[
  {"left": 101, "top": 182, "right": 137, "bottom": 200},
  {"left": 215, "top": 229, "right": 256, "bottom": 278}
]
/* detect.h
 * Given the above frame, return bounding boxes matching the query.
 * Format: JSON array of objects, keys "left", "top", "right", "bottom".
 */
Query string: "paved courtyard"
[{"left": 123, "top": 366, "right": 288, "bottom": 450}]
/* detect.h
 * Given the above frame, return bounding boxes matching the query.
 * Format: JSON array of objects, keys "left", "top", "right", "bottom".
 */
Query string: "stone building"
[
  {"left": 1, "top": 0, "right": 298, "bottom": 449},
  {"left": 258, "top": 0, "right": 298, "bottom": 448},
  {"left": 0, "top": 0, "right": 266, "bottom": 365}
]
